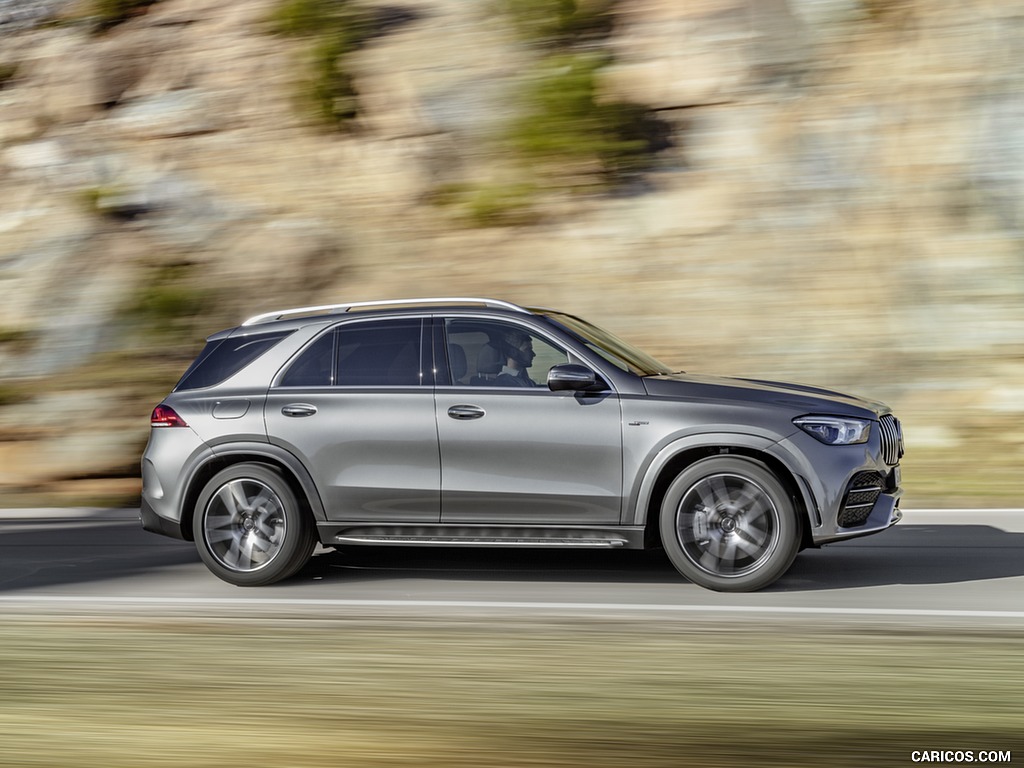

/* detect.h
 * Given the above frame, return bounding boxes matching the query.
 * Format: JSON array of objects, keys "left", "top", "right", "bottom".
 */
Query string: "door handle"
[
  {"left": 447, "top": 404, "right": 485, "bottom": 420},
  {"left": 282, "top": 403, "right": 317, "bottom": 417}
]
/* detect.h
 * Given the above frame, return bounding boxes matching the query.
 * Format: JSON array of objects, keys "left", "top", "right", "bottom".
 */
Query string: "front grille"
[
  {"left": 879, "top": 414, "right": 904, "bottom": 466},
  {"left": 837, "top": 471, "right": 883, "bottom": 528}
]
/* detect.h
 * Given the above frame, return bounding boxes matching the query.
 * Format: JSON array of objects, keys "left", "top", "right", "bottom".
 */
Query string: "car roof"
[
  {"left": 242, "top": 298, "right": 535, "bottom": 327},
  {"left": 207, "top": 298, "right": 553, "bottom": 341}
]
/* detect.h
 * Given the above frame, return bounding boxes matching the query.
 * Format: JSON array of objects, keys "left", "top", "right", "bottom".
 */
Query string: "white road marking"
[
  {"left": 1, "top": 595, "right": 1023, "bottom": 620},
  {"left": 0, "top": 507, "right": 1019, "bottom": 525}
]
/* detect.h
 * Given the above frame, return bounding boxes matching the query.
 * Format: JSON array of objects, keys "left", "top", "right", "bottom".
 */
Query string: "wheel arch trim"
[
  {"left": 182, "top": 443, "right": 327, "bottom": 530},
  {"left": 628, "top": 433, "right": 816, "bottom": 528}
]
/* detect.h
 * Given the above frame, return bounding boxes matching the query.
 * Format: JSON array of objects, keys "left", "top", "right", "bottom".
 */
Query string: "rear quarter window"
[{"left": 175, "top": 330, "right": 292, "bottom": 391}]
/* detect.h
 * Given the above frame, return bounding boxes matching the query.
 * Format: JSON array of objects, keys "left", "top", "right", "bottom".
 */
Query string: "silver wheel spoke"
[
  {"left": 718, "top": 538, "right": 739, "bottom": 565},
  {"left": 742, "top": 496, "right": 771, "bottom": 527},
  {"left": 222, "top": 538, "right": 244, "bottom": 569},
  {"left": 733, "top": 484, "right": 762, "bottom": 512},
  {"left": 734, "top": 530, "right": 766, "bottom": 557},
  {"left": 239, "top": 534, "right": 258, "bottom": 568},
  {"left": 205, "top": 527, "right": 237, "bottom": 545},
  {"left": 704, "top": 532, "right": 725, "bottom": 559},
  {"left": 206, "top": 513, "right": 236, "bottom": 530},
  {"left": 226, "top": 482, "right": 248, "bottom": 515},
  {"left": 699, "top": 548, "right": 721, "bottom": 572},
  {"left": 708, "top": 475, "right": 731, "bottom": 506},
  {"left": 692, "top": 476, "right": 734, "bottom": 516},
  {"left": 249, "top": 489, "right": 273, "bottom": 512}
]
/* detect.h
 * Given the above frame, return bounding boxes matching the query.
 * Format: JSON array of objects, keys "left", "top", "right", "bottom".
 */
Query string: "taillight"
[{"left": 151, "top": 404, "right": 188, "bottom": 428}]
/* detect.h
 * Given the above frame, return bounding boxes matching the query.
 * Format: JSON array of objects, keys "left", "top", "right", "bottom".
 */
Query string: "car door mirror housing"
[{"left": 547, "top": 363, "right": 604, "bottom": 392}]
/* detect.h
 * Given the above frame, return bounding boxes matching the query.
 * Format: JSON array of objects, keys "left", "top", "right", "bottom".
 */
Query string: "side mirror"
[{"left": 547, "top": 363, "right": 604, "bottom": 392}]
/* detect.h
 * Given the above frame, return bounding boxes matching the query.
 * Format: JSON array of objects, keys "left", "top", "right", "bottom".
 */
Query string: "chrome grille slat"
[{"left": 879, "top": 414, "right": 903, "bottom": 466}]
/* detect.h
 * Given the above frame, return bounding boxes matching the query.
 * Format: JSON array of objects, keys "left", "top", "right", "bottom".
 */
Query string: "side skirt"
[{"left": 317, "top": 523, "right": 647, "bottom": 550}]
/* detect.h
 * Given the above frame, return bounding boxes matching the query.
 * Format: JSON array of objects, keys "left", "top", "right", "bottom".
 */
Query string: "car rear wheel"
[
  {"left": 193, "top": 463, "right": 316, "bottom": 586},
  {"left": 659, "top": 456, "right": 800, "bottom": 592}
]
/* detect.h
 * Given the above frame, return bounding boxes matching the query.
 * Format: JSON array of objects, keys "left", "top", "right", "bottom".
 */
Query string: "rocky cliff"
[{"left": 1, "top": 0, "right": 1022, "bottom": 504}]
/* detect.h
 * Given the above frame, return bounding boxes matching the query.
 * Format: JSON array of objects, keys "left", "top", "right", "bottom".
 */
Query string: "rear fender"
[{"left": 186, "top": 443, "right": 328, "bottom": 523}]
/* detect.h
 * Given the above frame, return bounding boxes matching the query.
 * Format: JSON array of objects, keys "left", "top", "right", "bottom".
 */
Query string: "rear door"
[{"left": 265, "top": 317, "right": 440, "bottom": 522}]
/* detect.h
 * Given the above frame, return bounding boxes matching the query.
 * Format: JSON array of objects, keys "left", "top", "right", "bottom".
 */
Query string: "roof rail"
[{"left": 241, "top": 297, "right": 531, "bottom": 326}]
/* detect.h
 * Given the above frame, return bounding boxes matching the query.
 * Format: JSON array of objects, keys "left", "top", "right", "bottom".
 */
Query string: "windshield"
[{"left": 537, "top": 310, "right": 675, "bottom": 376}]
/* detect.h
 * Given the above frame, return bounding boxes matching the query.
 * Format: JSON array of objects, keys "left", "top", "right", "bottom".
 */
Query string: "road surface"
[{"left": 1, "top": 507, "right": 1022, "bottom": 626}]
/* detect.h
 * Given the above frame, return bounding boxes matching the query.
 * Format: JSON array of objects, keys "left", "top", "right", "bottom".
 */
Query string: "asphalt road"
[{"left": 1, "top": 507, "right": 1023, "bottom": 626}]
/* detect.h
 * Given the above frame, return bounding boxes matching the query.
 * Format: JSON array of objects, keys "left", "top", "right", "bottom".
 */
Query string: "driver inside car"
[{"left": 496, "top": 329, "right": 537, "bottom": 387}]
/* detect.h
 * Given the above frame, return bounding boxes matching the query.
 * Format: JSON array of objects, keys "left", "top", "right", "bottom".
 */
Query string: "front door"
[{"left": 436, "top": 318, "right": 623, "bottom": 525}]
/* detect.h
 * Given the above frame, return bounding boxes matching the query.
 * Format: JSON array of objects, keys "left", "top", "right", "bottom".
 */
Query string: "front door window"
[{"left": 443, "top": 319, "right": 571, "bottom": 388}]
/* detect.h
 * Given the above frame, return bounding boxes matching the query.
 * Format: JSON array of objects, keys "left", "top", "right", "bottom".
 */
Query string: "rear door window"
[{"left": 278, "top": 319, "right": 427, "bottom": 387}]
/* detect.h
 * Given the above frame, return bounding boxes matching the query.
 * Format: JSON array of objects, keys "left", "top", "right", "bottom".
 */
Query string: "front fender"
[{"left": 626, "top": 432, "right": 815, "bottom": 527}]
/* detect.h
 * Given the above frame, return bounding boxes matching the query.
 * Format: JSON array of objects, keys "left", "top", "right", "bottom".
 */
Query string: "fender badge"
[{"left": 628, "top": 421, "right": 650, "bottom": 426}]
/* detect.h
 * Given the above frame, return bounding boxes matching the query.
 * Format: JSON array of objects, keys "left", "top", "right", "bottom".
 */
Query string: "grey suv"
[{"left": 141, "top": 298, "right": 904, "bottom": 592}]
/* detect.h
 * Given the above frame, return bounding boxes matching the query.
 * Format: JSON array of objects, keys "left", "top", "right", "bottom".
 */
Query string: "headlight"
[{"left": 793, "top": 416, "right": 871, "bottom": 445}]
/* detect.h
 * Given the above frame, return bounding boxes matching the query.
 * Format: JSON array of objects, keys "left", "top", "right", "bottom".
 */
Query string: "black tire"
[
  {"left": 659, "top": 456, "right": 800, "bottom": 592},
  {"left": 193, "top": 463, "right": 317, "bottom": 586}
]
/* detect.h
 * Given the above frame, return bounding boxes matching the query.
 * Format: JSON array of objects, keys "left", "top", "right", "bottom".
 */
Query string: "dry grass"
[{"left": 0, "top": 616, "right": 1021, "bottom": 767}]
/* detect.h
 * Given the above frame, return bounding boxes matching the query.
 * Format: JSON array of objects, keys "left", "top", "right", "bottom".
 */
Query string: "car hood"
[{"left": 643, "top": 373, "right": 889, "bottom": 419}]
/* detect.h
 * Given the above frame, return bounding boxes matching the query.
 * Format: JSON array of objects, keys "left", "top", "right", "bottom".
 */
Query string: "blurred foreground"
[
  {"left": 0, "top": 0, "right": 1023, "bottom": 505},
  {"left": 0, "top": 616, "right": 1021, "bottom": 767}
]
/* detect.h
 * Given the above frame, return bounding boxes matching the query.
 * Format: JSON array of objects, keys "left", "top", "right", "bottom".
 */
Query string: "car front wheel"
[
  {"left": 659, "top": 456, "right": 800, "bottom": 592},
  {"left": 193, "top": 463, "right": 316, "bottom": 586}
]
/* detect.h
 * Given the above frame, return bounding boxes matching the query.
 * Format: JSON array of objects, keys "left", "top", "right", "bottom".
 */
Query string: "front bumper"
[
  {"left": 828, "top": 485, "right": 902, "bottom": 542},
  {"left": 771, "top": 429, "right": 903, "bottom": 545}
]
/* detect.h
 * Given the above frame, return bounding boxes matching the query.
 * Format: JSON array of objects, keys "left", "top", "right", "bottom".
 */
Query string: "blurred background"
[
  {"left": 1, "top": 0, "right": 1022, "bottom": 507},
  {"left": 2, "top": 5, "right": 1023, "bottom": 766}
]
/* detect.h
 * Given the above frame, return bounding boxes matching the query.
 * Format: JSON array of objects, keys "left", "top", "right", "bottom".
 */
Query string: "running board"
[{"left": 317, "top": 523, "right": 646, "bottom": 550}]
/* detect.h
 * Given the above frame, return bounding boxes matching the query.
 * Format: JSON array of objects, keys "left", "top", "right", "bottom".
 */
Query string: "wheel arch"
[
  {"left": 631, "top": 435, "right": 813, "bottom": 551},
  {"left": 179, "top": 443, "right": 326, "bottom": 542}
]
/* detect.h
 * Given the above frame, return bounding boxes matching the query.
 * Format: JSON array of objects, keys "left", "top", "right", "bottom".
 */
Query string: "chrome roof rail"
[{"left": 241, "top": 297, "right": 531, "bottom": 326}]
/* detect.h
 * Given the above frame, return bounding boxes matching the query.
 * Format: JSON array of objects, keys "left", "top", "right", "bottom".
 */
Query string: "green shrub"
[
  {"left": 269, "top": 0, "right": 375, "bottom": 128},
  {"left": 428, "top": 180, "right": 540, "bottom": 227},
  {"left": 308, "top": 32, "right": 360, "bottom": 126},
  {"left": 0, "top": 327, "right": 34, "bottom": 354},
  {"left": 465, "top": 182, "right": 539, "bottom": 227},
  {"left": 0, "top": 63, "right": 19, "bottom": 90},
  {"left": 269, "top": 0, "right": 375, "bottom": 44},
  {"left": 503, "top": 0, "right": 615, "bottom": 48},
  {"left": 121, "top": 264, "right": 213, "bottom": 342},
  {"left": 500, "top": 1, "right": 668, "bottom": 188},
  {"left": 432, "top": 0, "right": 673, "bottom": 224},
  {"left": 92, "top": 0, "right": 160, "bottom": 33},
  {"left": 861, "top": 0, "right": 914, "bottom": 23},
  {"left": 81, "top": 186, "right": 117, "bottom": 216},
  {"left": 509, "top": 53, "right": 661, "bottom": 183},
  {"left": 0, "top": 383, "right": 31, "bottom": 407},
  {"left": 268, "top": 0, "right": 338, "bottom": 36}
]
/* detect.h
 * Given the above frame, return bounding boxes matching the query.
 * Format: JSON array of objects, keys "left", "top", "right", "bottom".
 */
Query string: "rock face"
[{"left": 1, "top": 0, "right": 1022, "bottom": 504}]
